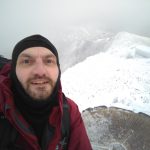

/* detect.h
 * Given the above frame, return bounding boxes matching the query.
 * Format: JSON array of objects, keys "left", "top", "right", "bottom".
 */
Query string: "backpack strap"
[
  {"left": 0, "top": 56, "right": 11, "bottom": 76},
  {"left": 0, "top": 55, "right": 11, "bottom": 70},
  {"left": 58, "top": 94, "right": 70, "bottom": 150}
]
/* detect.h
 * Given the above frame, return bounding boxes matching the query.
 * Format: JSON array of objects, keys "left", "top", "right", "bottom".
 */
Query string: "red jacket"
[{"left": 0, "top": 63, "right": 92, "bottom": 150}]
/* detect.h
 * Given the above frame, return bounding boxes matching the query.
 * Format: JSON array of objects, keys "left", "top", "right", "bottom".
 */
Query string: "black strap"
[
  {"left": 60, "top": 94, "right": 70, "bottom": 150},
  {"left": 0, "top": 56, "right": 10, "bottom": 70}
]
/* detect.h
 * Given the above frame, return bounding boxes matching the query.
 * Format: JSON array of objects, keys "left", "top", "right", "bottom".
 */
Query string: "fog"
[{"left": 0, "top": 0, "right": 150, "bottom": 58}]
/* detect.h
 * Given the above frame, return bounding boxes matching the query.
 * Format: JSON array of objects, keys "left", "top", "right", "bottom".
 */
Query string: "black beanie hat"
[{"left": 12, "top": 34, "right": 59, "bottom": 70}]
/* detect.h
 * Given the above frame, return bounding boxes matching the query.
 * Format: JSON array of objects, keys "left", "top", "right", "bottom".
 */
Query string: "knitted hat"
[{"left": 12, "top": 34, "right": 59, "bottom": 70}]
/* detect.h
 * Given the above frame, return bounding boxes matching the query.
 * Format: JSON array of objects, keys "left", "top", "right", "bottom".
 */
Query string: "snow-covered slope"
[{"left": 61, "top": 32, "right": 150, "bottom": 115}]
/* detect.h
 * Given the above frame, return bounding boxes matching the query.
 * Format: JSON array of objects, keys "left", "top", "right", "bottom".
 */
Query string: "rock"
[{"left": 82, "top": 106, "right": 150, "bottom": 150}]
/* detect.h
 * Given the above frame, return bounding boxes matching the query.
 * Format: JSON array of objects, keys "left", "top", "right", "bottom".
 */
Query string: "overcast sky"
[{"left": 0, "top": 0, "right": 150, "bottom": 58}]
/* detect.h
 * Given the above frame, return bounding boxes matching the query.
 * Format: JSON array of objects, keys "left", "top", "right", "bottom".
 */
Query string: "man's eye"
[
  {"left": 47, "top": 59, "right": 56, "bottom": 64},
  {"left": 45, "top": 59, "right": 57, "bottom": 65},
  {"left": 47, "top": 59, "right": 52, "bottom": 63},
  {"left": 22, "top": 59, "right": 30, "bottom": 64}
]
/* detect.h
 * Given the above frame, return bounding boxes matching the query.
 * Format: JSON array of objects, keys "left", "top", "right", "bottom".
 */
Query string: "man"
[{"left": 0, "top": 35, "right": 92, "bottom": 150}]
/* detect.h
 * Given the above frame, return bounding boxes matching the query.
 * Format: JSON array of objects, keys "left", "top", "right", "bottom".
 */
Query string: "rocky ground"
[{"left": 82, "top": 106, "right": 150, "bottom": 150}]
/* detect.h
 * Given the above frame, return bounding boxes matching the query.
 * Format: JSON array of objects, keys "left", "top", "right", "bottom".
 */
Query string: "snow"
[{"left": 61, "top": 32, "right": 150, "bottom": 115}]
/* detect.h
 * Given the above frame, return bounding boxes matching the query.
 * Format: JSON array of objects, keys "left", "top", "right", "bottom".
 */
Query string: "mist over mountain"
[
  {"left": 1, "top": 0, "right": 150, "bottom": 60},
  {"left": 57, "top": 27, "right": 114, "bottom": 72}
]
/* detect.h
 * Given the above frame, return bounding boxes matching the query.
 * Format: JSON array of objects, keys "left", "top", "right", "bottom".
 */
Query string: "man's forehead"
[{"left": 18, "top": 47, "right": 55, "bottom": 58}]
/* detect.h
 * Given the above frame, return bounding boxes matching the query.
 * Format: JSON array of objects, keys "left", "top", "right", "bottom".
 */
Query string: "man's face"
[{"left": 16, "top": 47, "right": 59, "bottom": 101}]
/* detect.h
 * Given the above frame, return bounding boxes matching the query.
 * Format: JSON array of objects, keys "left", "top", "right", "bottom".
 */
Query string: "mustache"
[{"left": 27, "top": 75, "right": 52, "bottom": 83}]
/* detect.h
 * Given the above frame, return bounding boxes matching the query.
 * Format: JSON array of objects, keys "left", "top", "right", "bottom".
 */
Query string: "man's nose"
[{"left": 32, "top": 61, "right": 47, "bottom": 76}]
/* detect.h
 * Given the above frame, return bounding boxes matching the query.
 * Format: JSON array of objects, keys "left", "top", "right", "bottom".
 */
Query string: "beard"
[{"left": 24, "top": 76, "right": 56, "bottom": 101}]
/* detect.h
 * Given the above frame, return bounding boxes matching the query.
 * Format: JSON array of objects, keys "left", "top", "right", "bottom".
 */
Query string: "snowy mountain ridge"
[{"left": 107, "top": 31, "right": 150, "bottom": 58}]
